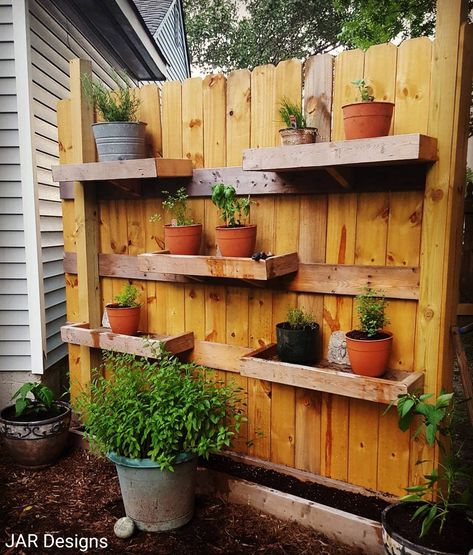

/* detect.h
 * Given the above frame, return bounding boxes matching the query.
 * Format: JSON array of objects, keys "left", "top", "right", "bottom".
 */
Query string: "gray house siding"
[
  {"left": 0, "top": 0, "right": 31, "bottom": 373},
  {"left": 154, "top": 0, "right": 189, "bottom": 81}
]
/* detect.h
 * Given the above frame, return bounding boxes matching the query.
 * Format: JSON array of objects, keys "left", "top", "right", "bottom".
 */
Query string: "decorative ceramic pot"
[
  {"left": 345, "top": 331, "right": 393, "bottom": 377},
  {"left": 164, "top": 224, "right": 202, "bottom": 255},
  {"left": 215, "top": 224, "right": 257, "bottom": 257},
  {"left": 342, "top": 102, "right": 394, "bottom": 139},
  {"left": 106, "top": 304, "right": 141, "bottom": 335}
]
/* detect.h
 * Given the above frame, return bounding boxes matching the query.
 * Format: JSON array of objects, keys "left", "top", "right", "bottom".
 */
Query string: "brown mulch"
[{"left": 0, "top": 447, "right": 361, "bottom": 555}]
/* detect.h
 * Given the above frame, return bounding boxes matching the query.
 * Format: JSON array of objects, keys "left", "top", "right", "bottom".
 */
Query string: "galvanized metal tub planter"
[
  {"left": 91, "top": 121, "right": 146, "bottom": 161},
  {"left": 108, "top": 452, "right": 198, "bottom": 532},
  {"left": 0, "top": 401, "right": 71, "bottom": 468}
]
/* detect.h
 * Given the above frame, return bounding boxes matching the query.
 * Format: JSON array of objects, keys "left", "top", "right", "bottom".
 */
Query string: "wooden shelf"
[
  {"left": 61, "top": 323, "right": 194, "bottom": 357},
  {"left": 242, "top": 133, "right": 437, "bottom": 187},
  {"left": 240, "top": 344, "right": 424, "bottom": 404},
  {"left": 52, "top": 157, "right": 193, "bottom": 183},
  {"left": 138, "top": 252, "right": 299, "bottom": 281}
]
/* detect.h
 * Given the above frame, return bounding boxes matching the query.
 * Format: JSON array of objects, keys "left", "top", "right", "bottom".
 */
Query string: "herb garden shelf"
[
  {"left": 137, "top": 252, "right": 299, "bottom": 280},
  {"left": 240, "top": 344, "right": 424, "bottom": 404},
  {"left": 60, "top": 323, "right": 194, "bottom": 357}
]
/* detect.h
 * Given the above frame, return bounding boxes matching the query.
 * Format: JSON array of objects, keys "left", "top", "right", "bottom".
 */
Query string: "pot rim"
[
  {"left": 381, "top": 503, "right": 470, "bottom": 555},
  {"left": 279, "top": 127, "right": 318, "bottom": 133},
  {"left": 342, "top": 101, "right": 395, "bottom": 109},
  {"left": 107, "top": 451, "right": 197, "bottom": 468},
  {"left": 164, "top": 223, "right": 202, "bottom": 229},
  {"left": 0, "top": 400, "right": 71, "bottom": 426},
  {"left": 215, "top": 224, "right": 257, "bottom": 231},
  {"left": 346, "top": 330, "right": 393, "bottom": 343},
  {"left": 106, "top": 303, "right": 141, "bottom": 310},
  {"left": 91, "top": 121, "right": 147, "bottom": 127},
  {"left": 276, "top": 321, "right": 320, "bottom": 332}
]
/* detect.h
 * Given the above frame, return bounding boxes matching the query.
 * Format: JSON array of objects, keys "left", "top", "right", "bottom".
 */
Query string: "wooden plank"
[
  {"left": 227, "top": 69, "right": 251, "bottom": 166},
  {"left": 52, "top": 158, "right": 193, "bottom": 182},
  {"left": 162, "top": 81, "right": 183, "bottom": 158},
  {"left": 138, "top": 252, "right": 299, "bottom": 280},
  {"left": 197, "top": 469, "right": 384, "bottom": 555},
  {"left": 243, "top": 134, "right": 437, "bottom": 172},
  {"left": 452, "top": 326, "right": 473, "bottom": 427},
  {"left": 304, "top": 54, "right": 334, "bottom": 142},
  {"left": 240, "top": 344, "right": 424, "bottom": 405},
  {"left": 139, "top": 84, "right": 162, "bottom": 157},
  {"left": 61, "top": 323, "right": 194, "bottom": 357},
  {"left": 458, "top": 303, "right": 473, "bottom": 315}
]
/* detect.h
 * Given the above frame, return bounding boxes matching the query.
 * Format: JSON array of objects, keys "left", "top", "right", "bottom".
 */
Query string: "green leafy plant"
[
  {"left": 352, "top": 79, "right": 374, "bottom": 102},
  {"left": 149, "top": 188, "right": 194, "bottom": 226},
  {"left": 211, "top": 183, "right": 252, "bottom": 227},
  {"left": 387, "top": 391, "right": 473, "bottom": 537},
  {"left": 114, "top": 283, "right": 140, "bottom": 308},
  {"left": 75, "top": 350, "right": 244, "bottom": 471},
  {"left": 287, "top": 308, "right": 316, "bottom": 329},
  {"left": 82, "top": 72, "right": 140, "bottom": 122},
  {"left": 355, "top": 287, "right": 389, "bottom": 337},
  {"left": 11, "top": 382, "right": 55, "bottom": 417},
  {"left": 279, "top": 98, "right": 307, "bottom": 129}
]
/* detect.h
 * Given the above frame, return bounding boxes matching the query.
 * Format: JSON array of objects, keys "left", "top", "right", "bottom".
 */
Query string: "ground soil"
[
  {"left": 0, "top": 447, "right": 362, "bottom": 555},
  {"left": 345, "top": 331, "right": 390, "bottom": 341}
]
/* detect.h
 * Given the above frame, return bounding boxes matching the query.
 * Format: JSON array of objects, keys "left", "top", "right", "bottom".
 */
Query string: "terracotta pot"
[
  {"left": 342, "top": 101, "right": 394, "bottom": 139},
  {"left": 345, "top": 331, "right": 393, "bottom": 377},
  {"left": 279, "top": 128, "right": 317, "bottom": 146},
  {"left": 215, "top": 225, "right": 257, "bottom": 257},
  {"left": 106, "top": 304, "right": 141, "bottom": 335},
  {"left": 164, "top": 224, "right": 202, "bottom": 255}
]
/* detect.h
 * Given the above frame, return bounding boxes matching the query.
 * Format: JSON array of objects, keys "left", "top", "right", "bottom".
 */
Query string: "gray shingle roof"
[{"left": 132, "top": 0, "right": 173, "bottom": 35}]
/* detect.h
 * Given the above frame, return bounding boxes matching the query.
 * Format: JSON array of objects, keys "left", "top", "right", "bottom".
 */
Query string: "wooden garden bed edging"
[
  {"left": 63, "top": 252, "right": 420, "bottom": 300},
  {"left": 60, "top": 322, "right": 194, "bottom": 357},
  {"left": 240, "top": 344, "right": 424, "bottom": 405},
  {"left": 137, "top": 252, "right": 299, "bottom": 280},
  {"left": 197, "top": 468, "right": 384, "bottom": 554}
]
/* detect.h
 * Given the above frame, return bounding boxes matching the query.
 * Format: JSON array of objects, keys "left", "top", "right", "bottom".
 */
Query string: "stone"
[
  {"left": 328, "top": 331, "right": 350, "bottom": 365},
  {"left": 114, "top": 516, "right": 135, "bottom": 539}
]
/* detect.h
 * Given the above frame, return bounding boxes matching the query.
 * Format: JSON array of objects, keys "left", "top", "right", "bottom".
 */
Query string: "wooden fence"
[{"left": 57, "top": 0, "right": 472, "bottom": 496}]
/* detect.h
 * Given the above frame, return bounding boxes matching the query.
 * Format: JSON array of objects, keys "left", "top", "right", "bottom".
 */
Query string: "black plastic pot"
[{"left": 276, "top": 322, "right": 319, "bottom": 364}]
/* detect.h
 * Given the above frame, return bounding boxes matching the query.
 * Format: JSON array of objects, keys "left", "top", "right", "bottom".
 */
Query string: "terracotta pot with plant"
[
  {"left": 276, "top": 308, "right": 320, "bottom": 364},
  {"left": 382, "top": 391, "right": 473, "bottom": 555},
  {"left": 0, "top": 383, "right": 70, "bottom": 468},
  {"left": 342, "top": 79, "right": 394, "bottom": 140},
  {"left": 76, "top": 350, "right": 243, "bottom": 532},
  {"left": 106, "top": 283, "right": 141, "bottom": 336},
  {"left": 278, "top": 98, "right": 317, "bottom": 145},
  {"left": 82, "top": 72, "right": 145, "bottom": 161},
  {"left": 150, "top": 188, "right": 202, "bottom": 255},
  {"left": 345, "top": 287, "right": 392, "bottom": 377},
  {"left": 211, "top": 183, "right": 256, "bottom": 257}
]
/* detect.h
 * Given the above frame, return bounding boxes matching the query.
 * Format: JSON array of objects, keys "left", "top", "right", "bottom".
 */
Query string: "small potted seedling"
[
  {"left": 342, "top": 79, "right": 394, "bottom": 140},
  {"left": 106, "top": 283, "right": 141, "bottom": 336},
  {"left": 345, "top": 287, "right": 392, "bottom": 377},
  {"left": 278, "top": 98, "right": 317, "bottom": 145},
  {"left": 82, "top": 72, "right": 145, "bottom": 161},
  {"left": 211, "top": 183, "right": 256, "bottom": 257},
  {"left": 0, "top": 382, "right": 70, "bottom": 468},
  {"left": 150, "top": 188, "right": 202, "bottom": 255},
  {"left": 276, "top": 308, "right": 320, "bottom": 364},
  {"left": 382, "top": 391, "right": 473, "bottom": 554}
]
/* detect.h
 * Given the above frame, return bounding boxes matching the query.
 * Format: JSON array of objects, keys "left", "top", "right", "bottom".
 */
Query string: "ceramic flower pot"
[
  {"left": 106, "top": 304, "right": 141, "bottom": 335},
  {"left": 279, "top": 128, "right": 317, "bottom": 145},
  {"left": 345, "top": 331, "right": 393, "bottom": 377},
  {"left": 164, "top": 224, "right": 202, "bottom": 255},
  {"left": 215, "top": 224, "right": 257, "bottom": 257},
  {"left": 342, "top": 102, "right": 394, "bottom": 139},
  {"left": 276, "top": 322, "right": 320, "bottom": 364},
  {"left": 0, "top": 401, "right": 71, "bottom": 468}
]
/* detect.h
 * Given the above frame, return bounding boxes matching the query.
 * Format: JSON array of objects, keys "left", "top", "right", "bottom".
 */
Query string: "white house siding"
[
  {"left": 28, "top": 0, "right": 134, "bottom": 367},
  {"left": 154, "top": 0, "right": 189, "bottom": 81},
  {"left": 0, "top": 1, "right": 31, "bottom": 374}
]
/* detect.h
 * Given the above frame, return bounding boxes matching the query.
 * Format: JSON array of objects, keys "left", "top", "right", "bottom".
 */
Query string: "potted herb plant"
[
  {"left": 211, "top": 183, "right": 256, "bottom": 257},
  {"left": 106, "top": 283, "right": 141, "bottom": 336},
  {"left": 150, "top": 188, "right": 202, "bottom": 255},
  {"left": 278, "top": 98, "right": 317, "bottom": 145},
  {"left": 342, "top": 79, "right": 394, "bottom": 140},
  {"left": 382, "top": 391, "right": 473, "bottom": 555},
  {"left": 345, "top": 287, "right": 392, "bottom": 377},
  {"left": 0, "top": 382, "right": 71, "bottom": 468},
  {"left": 276, "top": 308, "right": 320, "bottom": 364},
  {"left": 76, "top": 350, "right": 243, "bottom": 532},
  {"left": 82, "top": 73, "right": 145, "bottom": 161}
]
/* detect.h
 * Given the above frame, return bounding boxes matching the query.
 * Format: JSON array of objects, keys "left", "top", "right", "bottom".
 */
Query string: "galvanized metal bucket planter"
[
  {"left": 0, "top": 401, "right": 71, "bottom": 468},
  {"left": 108, "top": 452, "right": 198, "bottom": 532},
  {"left": 92, "top": 121, "right": 147, "bottom": 161}
]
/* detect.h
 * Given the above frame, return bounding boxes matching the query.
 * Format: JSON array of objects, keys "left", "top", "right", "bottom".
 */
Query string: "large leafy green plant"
[
  {"left": 211, "top": 183, "right": 251, "bottom": 227},
  {"left": 76, "top": 351, "right": 244, "bottom": 471},
  {"left": 11, "top": 382, "right": 56, "bottom": 417},
  {"left": 387, "top": 391, "right": 473, "bottom": 537}
]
